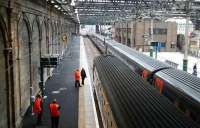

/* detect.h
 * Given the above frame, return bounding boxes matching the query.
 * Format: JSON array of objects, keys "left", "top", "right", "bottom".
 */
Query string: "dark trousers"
[
  {"left": 75, "top": 80, "right": 80, "bottom": 87},
  {"left": 51, "top": 116, "right": 59, "bottom": 128},
  {"left": 36, "top": 111, "right": 42, "bottom": 125},
  {"left": 81, "top": 77, "right": 85, "bottom": 85}
]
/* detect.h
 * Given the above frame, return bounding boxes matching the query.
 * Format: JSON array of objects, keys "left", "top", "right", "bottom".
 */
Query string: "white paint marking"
[
  {"left": 43, "top": 96, "right": 47, "bottom": 99},
  {"left": 79, "top": 36, "right": 99, "bottom": 128},
  {"left": 59, "top": 88, "right": 67, "bottom": 91},
  {"left": 51, "top": 91, "right": 60, "bottom": 94}
]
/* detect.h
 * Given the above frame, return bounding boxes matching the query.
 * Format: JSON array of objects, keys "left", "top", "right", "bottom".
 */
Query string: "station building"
[{"left": 112, "top": 20, "right": 177, "bottom": 52}]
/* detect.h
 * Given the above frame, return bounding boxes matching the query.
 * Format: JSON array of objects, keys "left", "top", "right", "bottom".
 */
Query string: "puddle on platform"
[{"left": 52, "top": 90, "right": 60, "bottom": 94}]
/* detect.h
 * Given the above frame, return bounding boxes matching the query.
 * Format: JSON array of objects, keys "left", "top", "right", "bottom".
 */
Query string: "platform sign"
[
  {"left": 40, "top": 57, "right": 58, "bottom": 67},
  {"left": 39, "top": 55, "right": 59, "bottom": 96},
  {"left": 151, "top": 42, "right": 165, "bottom": 52},
  {"left": 40, "top": 54, "right": 59, "bottom": 67}
]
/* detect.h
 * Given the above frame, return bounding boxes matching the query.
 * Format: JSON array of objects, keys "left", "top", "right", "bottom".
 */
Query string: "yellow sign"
[{"left": 62, "top": 35, "right": 67, "bottom": 41}]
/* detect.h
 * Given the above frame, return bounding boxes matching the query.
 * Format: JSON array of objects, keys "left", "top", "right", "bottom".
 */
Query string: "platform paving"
[
  {"left": 22, "top": 36, "right": 80, "bottom": 128},
  {"left": 78, "top": 36, "right": 99, "bottom": 128}
]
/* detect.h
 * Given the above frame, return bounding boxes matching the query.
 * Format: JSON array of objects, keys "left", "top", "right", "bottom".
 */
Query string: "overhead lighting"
[
  {"left": 75, "top": 9, "right": 78, "bottom": 13},
  {"left": 71, "top": 0, "right": 75, "bottom": 6},
  {"left": 51, "top": 0, "right": 55, "bottom": 3},
  {"left": 54, "top": 5, "right": 59, "bottom": 8}
]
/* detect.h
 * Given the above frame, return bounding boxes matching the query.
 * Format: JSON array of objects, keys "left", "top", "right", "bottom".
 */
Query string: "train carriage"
[
  {"left": 156, "top": 68, "right": 200, "bottom": 123},
  {"left": 89, "top": 34, "right": 200, "bottom": 124},
  {"left": 93, "top": 55, "right": 199, "bottom": 128}
]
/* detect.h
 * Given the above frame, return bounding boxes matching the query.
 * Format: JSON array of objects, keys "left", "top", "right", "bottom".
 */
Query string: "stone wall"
[
  {"left": 0, "top": 16, "right": 8, "bottom": 128},
  {"left": 0, "top": 0, "right": 77, "bottom": 127}
]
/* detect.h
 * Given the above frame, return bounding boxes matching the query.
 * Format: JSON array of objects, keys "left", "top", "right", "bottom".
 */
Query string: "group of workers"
[
  {"left": 74, "top": 68, "right": 87, "bottom": 87},
  {"left": 33, "top": 95, "right": 60, "bottom": 128},
  {"left": 33, "top": 94, "right": 60, "bottom": 128},
  {"left": 32, "top": 68, "right": 87, "bottom": 128}
]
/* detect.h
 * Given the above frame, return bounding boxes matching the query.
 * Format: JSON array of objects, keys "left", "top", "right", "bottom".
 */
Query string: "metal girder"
[
  {"left": 75, "top": 0, "right": 165, "bottom": 24},
  {"left": 75, "top": 1, "right": 157, "bottom": 10},
  {"left": 49, "top": 0, "right": 78, "bottom": 23},
  {"left": 60, "top": 0, "right": 200, "bottom": 25}
]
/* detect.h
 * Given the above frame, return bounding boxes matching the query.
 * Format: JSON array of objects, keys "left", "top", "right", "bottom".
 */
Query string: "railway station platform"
[{"left": 22, "top": 36, "right": 99, "bottom": 128}]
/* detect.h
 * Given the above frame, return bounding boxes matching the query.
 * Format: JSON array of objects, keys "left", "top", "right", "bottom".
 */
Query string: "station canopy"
[{"left": 49, "top": 0, "right": 200, "bottom": 25}]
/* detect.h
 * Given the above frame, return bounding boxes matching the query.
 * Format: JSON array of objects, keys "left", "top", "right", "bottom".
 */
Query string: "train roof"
[
  {"left": 94, "top": 55, "right": 199, "bottom": 128},
  {"left": 94, "top": 34, "right": 200, "bottom": 109},
  {"left": 95, "top": 34, "right": 170, "bottom": 71},
  {"left": 109, "top": 41, "right": 169, "bottom": 71},
  {"left": 106, "top": 38, "right": 200, "bottom": 108},
  {"left": 157, "top": 68, "right": 200, "bottom": 104}
]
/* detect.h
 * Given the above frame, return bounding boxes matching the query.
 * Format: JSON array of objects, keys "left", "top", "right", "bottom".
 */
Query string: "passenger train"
[
  {"left": 93, "top": 55, "right": 199, "bottom": 128},
  {"left": 89, "top": 34, "right": 200, "bottom": 124}
]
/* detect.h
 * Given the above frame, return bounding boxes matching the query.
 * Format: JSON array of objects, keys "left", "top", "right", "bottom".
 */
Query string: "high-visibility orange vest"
[
  {"left": 49, "top": 103, "right": 60, "bottom": 117},
  {"left": 33, "top": 98, "right": 42, "bottom": 114},
  {"left": 74, "top": 70, "right": 80, "bottom": 80}
]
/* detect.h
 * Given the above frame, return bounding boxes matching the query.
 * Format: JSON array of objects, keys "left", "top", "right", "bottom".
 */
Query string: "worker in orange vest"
[
  {"left": 49, "top": 99, "right": 60, "bottom": 128},
  {"left": 33, "top": 94, "right": 43, "bottom": 125},
  {"left": 74, "top": 69, "right": 81, "bottom": 87}
]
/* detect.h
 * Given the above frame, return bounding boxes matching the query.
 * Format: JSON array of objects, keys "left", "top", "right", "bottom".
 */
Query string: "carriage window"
[
  {"left": 142, "top": 70, "right": 149, "bottom": 79},
  {"left": 154, "top": 77, "right": 164, "bottom": 94},
  {"left": 190, "top": 111, "right": 198, "bottom": 122},
  {"left": 179, "top": 102, "right": 186, "bottom": 112}
]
